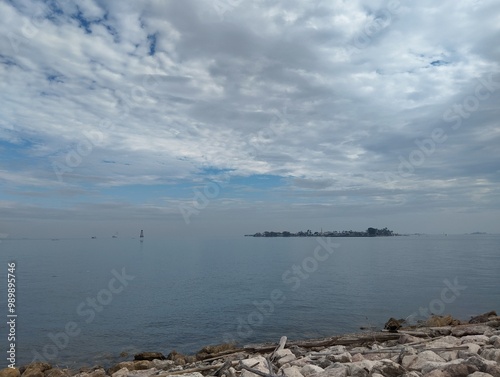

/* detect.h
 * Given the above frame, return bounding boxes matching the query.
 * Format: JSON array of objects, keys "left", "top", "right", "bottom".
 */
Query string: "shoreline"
[{"left": 5, "top": 311, "right": 500, "bottom": 377}]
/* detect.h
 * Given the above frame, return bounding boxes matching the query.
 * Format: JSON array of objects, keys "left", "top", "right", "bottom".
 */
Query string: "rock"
[
  {"left": 384, "top": 318, "right": 404, "bottom": 332},
  {"left": 301, "top": 365, "right": 324, "bottom": 377},
  {"left": 371, "top": 359, "right": 406, "bottom": 377},
  {"left": 480, "top": 349, "right": 500, "bottom": 362},
  {"left": 0, "top": 369, "right": 21, "bottom": 377},
  {"left": 407, "top": 350, "right": 446, "bottom": 371},
  {"left": 311, "top": 364, "right": 348, "bottom": 377},
  {"left": 442, "top": 362, "right": 478, "bottom": 377},
  {"left": 282, "top": 366, "right": 304, "bottom": 377},
  {"left": 400, "top": 373, "right": 422, "bottom": 377},
  {"left": 21, "top": 363, "right": 52, "bottom": 377},
  {"left": 429, "top": 327, "right": 452, "bottom": 337},
  {"left": 112, "top": 368, "right": 157, "bottom": 377},
  {"left": 275, "top": 349, "right": 296, "bottom": 367},
  {"left": 134, "top": 352, "right": 166, "bottom": 361},
  {"left": 317, "top": 359, "right": 332, "bottom": 369},
  {"left": 345, "top": 360, "right": 373, "bottom": 377},
  {"left": 399, "top": 334, "right": 422, "bottom": 344},
  {"left": 72, "top": 368, "right": 107, "bottom": 377},
  {"left": 469, "top": 311, "right": 497, "bottom": 324},
  {"left": 460, "top": 335, "right": 490, "bottom": 345},
  {"left": 151, "top": 359, "right": 175, "bottom": 369},
  {"left": 108, "top": 362, "right": 134, "bottom": 375},
  {"left": 422, "top": 370, "right": 451, "bottom": 377},
  {"left": 325, "top": 346, "right": 346, "bottom": 355},
  {"left": 174, "top": 373, "right": 204, "bottom": 377},
  {"left": 468, "top": 373, "right": 495, "bottom": 377},
  {"left": 426, "top": 315, "right": 461, "bottom": 327},
  {"left": 44, "top": 370, "right": 70, "bottom": 377},
  {"left": 327, "top": 352, "right": 351, "bottom": 363},
  {"left": 485, "top": 365, "right": 500, "bottom": 377},
  {"left": 111, "top": 368, "right": 129, "bottom": 377},
  {"left": 351, "top": 353, "right": 364, "bottom": 362},
  {"left": 490, "top": 336, "right": 500, "bottom": 348},
  {"left": 241, "top": 356, "right": 269, "bottom": 377},
  {"left": 452, "top": 326, "right": 491, "bottom": 337}
]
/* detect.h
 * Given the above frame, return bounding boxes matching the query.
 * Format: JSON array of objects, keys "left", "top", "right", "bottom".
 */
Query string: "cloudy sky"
[{"left": 1, "top": 0, "right": 499, "bottom": 238}]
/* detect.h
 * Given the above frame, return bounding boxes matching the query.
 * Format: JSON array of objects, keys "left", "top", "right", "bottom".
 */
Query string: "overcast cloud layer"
[{"left": 1, "top": 0, "right": 499, "bottom": 238}]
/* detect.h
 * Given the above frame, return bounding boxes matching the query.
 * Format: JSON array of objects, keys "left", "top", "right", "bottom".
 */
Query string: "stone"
[
  {"left": 469, "top": 311, "right": 497, "bottom": 324},
  {"left": 351, "top": 353, "right": 364, "bottom": 362},
  {"left": 371, "top": 359, "right": 406, "bottom": 377},
  {"left": 452, "top": 326, "right": 490, "bottom": 337},
  {"left": 300, "top": 365, "right": 324, "bottom": 377},
  {"left": 346, "top": 360, "right": 373, "bottom": 377},
  {"left": 399, "top": 334, "right": 422, "bottom": 344},
  {"left": 311, "top": 365, "right": 348, "bottom": 377},
  {"left": 400, "top": 373, "right": 422, "bottom": 377},
  {"left": 134, "top": 352, "right": 166, "bottom": 361},
  {"left": 422, "top": 370, "right": 451, "bottom": 377},
  {"left": 0, "top": 369, "right": 20, "bottom": 377},
  {"left": 384, "top": 317, "right": 404, "bottom": 331},
  {"left": 325, "top": 346, "right": 346, "bottom": 355},
  {"left": 460, "top": 335, "right": 490, "bottom": 345},
  {"left": 485, "top": 365, "right": 500, "bottom": 377},
  {"left": 480, "top": 349, "right": 500, "bottom": 362},
  {"left": 241, "top": 356, "right": 269, "bottom": 377},
  {"left": 468, "top": 373, "right": 495, "bottom": 377},
  {"left": 133, "top": 361, "right": 152, "bottom": 370},
  {"left": 174, "top": 374, "right": 204, "bottom": 377},
  {"left": 407, "top": 351, "right": 446, "bottom": 371},
  {"left": 22, "top": 363, "right": 52, "bottom": 377},
  {"left": 44, "top": 370, "right": 70, "bottom": 377},
  {"left": 111, "top": 368, "right": 129, "bottom": 377},
  {"left": 426, "top": 315, "right": 461, "bottom": 327},
  {"left": 442, "top": 362, "right": 478, "bottom": 377},
  {"left": 327, "top": 352, "right": 351, "bottom": 363},
  {"left": 282, "top": 366, "right": 304, "bottom": 377},
  {"left": 151, "top": 359, "right": 175, "bottom": 369},
  {"left": 108, "top": 362, "right": 134, "bottom": 375}
]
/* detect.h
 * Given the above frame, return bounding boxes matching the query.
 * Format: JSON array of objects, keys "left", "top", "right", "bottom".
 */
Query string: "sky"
[{"left": 1, "top": 0, "right": 499, "bottom": 239}]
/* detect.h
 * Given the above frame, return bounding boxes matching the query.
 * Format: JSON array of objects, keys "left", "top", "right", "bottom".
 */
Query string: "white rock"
[
  {"left": 282, "top": 366, "right": 304, "bottom": 377},
  {"left": 346, "top": 360, "right": 374, "bottom": 376},
  {"left": 111, "top": 368, "right": 158, "bottom": 377},
  {"left": 452, "top": 325, "right": 490, "bottom": 337},
  {"left": 401, "top": 355, "right": 418, "bottom": 369},
  {"left": 407, "top": 350, "right": 446, "bottom": 371},
  {"left": 460, "top": 335, "right": 489, "bottom": 344},
  {"left": 468, "top": 372, "right": 495, "bottom": 377},
  {"left": 480, "top": 348, "right": 500, "bottom": 362},
  {"left": 173, "top": 373, "right": 204, "bottom": 377},
  {"left": 300, "top": 365, "right": 324, "bottom": 377},
  {"left": 152, "top": 360, "right": 175, "bottom": 369},
  {"left": 325, "top": 346, "right": 346, "bottom": 355},
  {"left": 311, "top": 365, "right": 348, "bottom": 377},
  {"left": 438, "top": 336, "right": 461, "bottom": 346},
  {"left": 328, "top": 352, "right": 351, "bottom": 363},
  {"left": 351, "top": 353, "right": 364, "bottom": 362},
  {"left": 241, "top": 356, "right": 269, "bottom": 377},
  {"left": 112, "top": 368, "right": 130, "bottom": 377}
]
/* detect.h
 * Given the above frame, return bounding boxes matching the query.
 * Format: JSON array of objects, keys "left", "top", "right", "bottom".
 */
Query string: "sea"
[{"left": 0, "top": 234, "right": 499, "bottom": 369}]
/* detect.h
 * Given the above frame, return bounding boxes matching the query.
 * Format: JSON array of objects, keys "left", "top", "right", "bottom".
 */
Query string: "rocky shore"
[{"left": 2, "top": 311, "right": 500, "bottom": 377}]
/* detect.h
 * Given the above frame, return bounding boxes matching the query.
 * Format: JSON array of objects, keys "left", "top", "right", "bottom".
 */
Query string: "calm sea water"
[{"left": 0, "top": 234, "right": 499, "bottom": 369}]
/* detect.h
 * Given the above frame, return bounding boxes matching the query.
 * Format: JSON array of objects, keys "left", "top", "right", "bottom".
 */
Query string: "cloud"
[{"left": 1, "top": 0, "right": 499, "bottom": 236}]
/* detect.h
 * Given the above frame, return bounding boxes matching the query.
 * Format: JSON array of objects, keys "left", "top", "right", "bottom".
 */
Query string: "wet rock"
[
  {"left": 0, "top": 368, "right": 21, "bottom": 377},
  {"left": 134, "top": 352, "right": 166, "bottom": 361},
  {"left": 108, "top": 362, "right": 134, "bottom": 375},
  {"left": 21, "top": 363, "right": 52, "bottom": 377},
  {"left": 452, "top": 325, "right": 490, "bottom": 337},
  {"left": 384, "top": 318, "right": 404, "bottom": 332},
  {"left": 469, "top": 311, "right": 497, "bottom": 324}
]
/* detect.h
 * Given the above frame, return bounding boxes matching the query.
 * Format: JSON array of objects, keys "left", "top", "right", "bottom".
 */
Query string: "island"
[{"left": 246, "top": 227, "right": 399, "bottom": 237}]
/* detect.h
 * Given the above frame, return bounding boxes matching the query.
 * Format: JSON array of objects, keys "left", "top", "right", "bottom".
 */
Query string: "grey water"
[{"left": 1, "top": 234, "right": 499, "bottom": 369}]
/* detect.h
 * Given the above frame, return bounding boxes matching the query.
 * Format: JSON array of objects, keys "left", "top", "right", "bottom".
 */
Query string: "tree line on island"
[{"left": 246, "top": 227, "right": 398, "bottom": 237}]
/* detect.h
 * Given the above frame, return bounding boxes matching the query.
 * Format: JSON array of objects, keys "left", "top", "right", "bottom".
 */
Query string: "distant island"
[{"left": 246, "top": 227, "right": 399, "bottom": 237}]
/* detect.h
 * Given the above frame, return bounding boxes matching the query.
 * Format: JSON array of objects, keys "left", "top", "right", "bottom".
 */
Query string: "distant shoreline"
[{"left": 245, "top": 227, "right": 399, "bottom": 237}]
